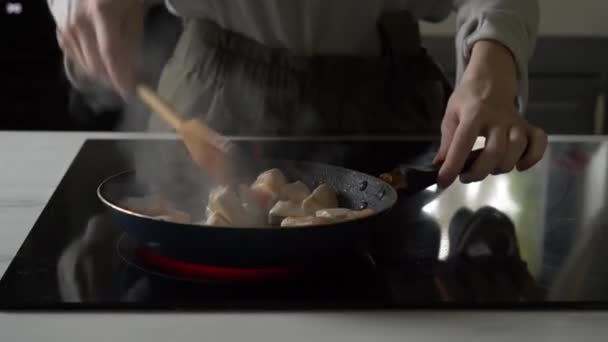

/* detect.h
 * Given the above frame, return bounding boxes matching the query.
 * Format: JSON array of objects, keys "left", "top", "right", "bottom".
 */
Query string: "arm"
[
  {"left": 47, "top": 0, "right": 71, "bottom": 25},
  {"left": 47, "top": 0, "right": 82, "bottom": 89},
  {"left": 453, "top": 0, "right": 540, "bottom": 113},
  {"left": 434, "top": 0, "right": 546, "bottom": 188},
  {"left": 46, "top": 0, "right": 161, "bottom": 97},
  {"left": 47, "top": 0, "right": 103, "bottom": 91},
  {"left": 47, "top": 0, "right": 123, "bottom": 112}
]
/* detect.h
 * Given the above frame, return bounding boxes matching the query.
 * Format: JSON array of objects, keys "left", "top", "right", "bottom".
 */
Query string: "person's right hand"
[{"left": 55, "top": 0, "right": 144, "bottom": 97}]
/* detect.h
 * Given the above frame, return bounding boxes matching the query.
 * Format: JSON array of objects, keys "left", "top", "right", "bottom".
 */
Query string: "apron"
[{"left": 151, "top": 10, "right": 452, "bottom": 136}]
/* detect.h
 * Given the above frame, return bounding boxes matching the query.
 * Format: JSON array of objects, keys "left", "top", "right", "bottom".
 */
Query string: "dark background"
[
  {"left": 0, "top": 1, "right": 181, "bottom": 131},
  {"left": 1, "top": 1, "right": 606, "bottom": 134},
  {"left": 0, "top": 0, "right": 72, "bottom": 130},
  {"left": 424, "top": 37, "right": 608, "bottom": 135}
]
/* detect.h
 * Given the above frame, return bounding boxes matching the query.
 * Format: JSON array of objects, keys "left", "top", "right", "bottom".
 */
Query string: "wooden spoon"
[{"left": 136, "top": 85, "right": 239, "bottom": 184}]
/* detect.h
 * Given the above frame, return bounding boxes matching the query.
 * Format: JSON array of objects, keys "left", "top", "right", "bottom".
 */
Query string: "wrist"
[{"left": 462, "top": 40, "right": 519, "bottom": 96}]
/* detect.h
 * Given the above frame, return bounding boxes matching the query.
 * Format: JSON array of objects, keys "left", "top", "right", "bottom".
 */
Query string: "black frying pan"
[{"left": 98, "top": 151, "right": 481, "bottom": 267}]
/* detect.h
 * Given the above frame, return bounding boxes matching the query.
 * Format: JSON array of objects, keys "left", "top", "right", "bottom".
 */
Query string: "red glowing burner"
[{"left": 134, "top": 245, "right": 303, "bottom": 283}]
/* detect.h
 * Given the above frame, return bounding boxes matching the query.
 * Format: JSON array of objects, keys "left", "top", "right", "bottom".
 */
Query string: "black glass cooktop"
[{"left": 1, "top": 138, "right": 607, "bottom": 311}]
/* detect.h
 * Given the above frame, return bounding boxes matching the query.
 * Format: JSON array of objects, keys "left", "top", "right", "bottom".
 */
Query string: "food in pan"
[
  {"left": 268, "top": 200, "right": 309, "bottom": 225},
  {"left": 249, "top": 168, "right": 285, "bottom": 210},
  {"left": 120, "top": 194, "right": 191, "bottom": 224},
  {"left": 205, "top": 211, "right": 231, "bottom": 226},
  {"left": 280, "top": 208, "right": 376, "bottom": 227},
  {"left": 301, "top": 183, "right": 339, "bottom": 214},
  {"left": 279, "top": 181, "right": 311, "bottom": 202},
  {"left": 121, "top": 168, "right": 374, "bottom": 227},
  {"left": 280, "top": 215, "right": 334, "bottom": 227},
  {"left": 204, "top": 168, "right": 374, "bottom": 227},
  {"left": 206, "top": 186, "right": 252, "bottom": 226}
]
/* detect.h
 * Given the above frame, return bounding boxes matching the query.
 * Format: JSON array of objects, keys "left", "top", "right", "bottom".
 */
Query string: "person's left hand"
[{"left": 433, "top": 41, "right": 547, "bottom": 188}]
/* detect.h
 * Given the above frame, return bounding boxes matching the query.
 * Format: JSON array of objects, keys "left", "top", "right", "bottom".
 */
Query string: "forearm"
[
  {"left": 47, "top": 0, "right": 163, "bottom": 25},
  {"left": 48, "top": 0, "right": 151, "bottom": 109},
  {"left": 453, "top": 0, "right": 540, "bottom": 113},
  {"left": 47, "top": 0, "right": 70, "bottom": 26},
  {"left": 462, "top": 40, "right": 518, "bottom": 101},
  {"left": 47, "top": 0, "right": 112, "bottom": 100},
  {"left": 47, "top": 0, "right": 153, "bottom": 97}
]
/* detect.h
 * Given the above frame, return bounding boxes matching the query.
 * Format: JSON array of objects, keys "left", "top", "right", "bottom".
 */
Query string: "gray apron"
[
  {"left": 149, "top": 11, "right": 451, "bottom": 136},
  {"left": 152, "top": 10, "right": 452, "bottom": 136}
]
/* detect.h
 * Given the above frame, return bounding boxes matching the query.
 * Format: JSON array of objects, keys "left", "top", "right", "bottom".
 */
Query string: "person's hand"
[
  {"left": 55, "top": 0, "right": 144, "bottom": 97},
  {"left": 433, "top": 41, "right": 547, "bottom": 188}
]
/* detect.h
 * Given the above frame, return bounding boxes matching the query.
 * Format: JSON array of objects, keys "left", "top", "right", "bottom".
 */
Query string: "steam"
[
  {"left": 106, "top": 7, "right": 213, "bottom": 215},
  {"left": 85, "top": 7, "right": 377, "bottom": 218}
]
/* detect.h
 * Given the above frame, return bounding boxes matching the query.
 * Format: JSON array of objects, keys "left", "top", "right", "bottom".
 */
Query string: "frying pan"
[{"left": 98, "top": 151, "right": 481, "bottom": 267}]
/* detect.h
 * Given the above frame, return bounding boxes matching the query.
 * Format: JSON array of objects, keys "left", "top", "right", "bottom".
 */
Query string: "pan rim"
[{"left": 96, "top": 163, "right": 397, "bottom": 231}]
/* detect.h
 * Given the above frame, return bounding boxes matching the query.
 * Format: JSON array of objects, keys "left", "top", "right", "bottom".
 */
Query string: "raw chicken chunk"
[
  {"left": 279, "top": 181, "right": 311, "bottom": 203},
  {"left": 281, "top": 208, "right": 376, "bottom": 227},
  {"left": 346, "top": 208, "right": 375, "bottom": 220},
  {"left": 207, "top": 186, "right": 249, "bottom": 226},
  {"left": 200, "top": 168, "right": 366, "bottom": 227},
  {"left": 237, "top": 184, "right": 268, "bottom": 226},
  {"left": 121, "top": 194, "right": 172, "bottom": 216},
  {"left": 153, "top": 211, "right": 191, "bottom": 224},
  {"left": 316, "top": 208, "right": 375, "bottom": 222},
  {"left": 158, "top": 206, "right": 191, "bottom": 223},
  {"left": 205, "top": 206, "right": 214, "bottom": 219},
  {"left": 205, "top": 212, "right": 231, "bottom": 226},
  {"left": 280, "top": 215, "right": 333, "bottom": 227},
  {"left": 268, "top": 200, "right": 306, "bottom": 225},
  {"left": 251, "top": 168, "right": 287, "bottom": 196},
  {"left": 249, "top": 188, "right": 279, "bottom": 211},
  {"left": 249, "top": 168, "right": 288, "bottom": 210},
  {"left": 302, "top": 184, "right": 338, "bottom": 214},
  {"left": 315, "top": 208, "right": 353, "bottom": 220},
  {"left": 122, "top": 194, "right": 191, "bottom": 224}
]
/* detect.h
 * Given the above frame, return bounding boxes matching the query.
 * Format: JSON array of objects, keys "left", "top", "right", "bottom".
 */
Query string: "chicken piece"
[
  {"left": 315, "top": 208, "right": 353, "bottom": 221},
  {"left": 207, "top": 186, "right": 249, "bottom": 226},
  {"left": 122, "top": 194, "right": 191, "bottom": 224},
  {"left": 121, "top": 194, "right": 173, "bottom": 217},
  {"left": 194, "top": 218, "right": 208, "bottom": 226},
  {"left": 239, "top": 184, "right": 263, "bottom": 211},
  {"left": 238, "top": 184, "right": 268, "bottom": 226},
  {"left": 250, "top": 188, "right": 279, "bottom": 211},
  {"left": 251, "top": 168, "right": 288, "bottom": 194},
  {"left": 280, "top": 215, "right": 334, "bottom": 227},
  {"left": 315, "top": 208, "right": 375, "bottom": 223},
  {"left": 205, "top": 206, "right": 214, "bottom": 219},
  {"left": 302, "top": 184, "right": 339, "bottom": 214},
  {"left": 149, "top": 198, "right": 192, "bottom": 224},
  {"left": 346, "top": 208, "right": 375, "bottom": 221},
  {"left": 205, "top": 212, "right": 232, "bottom": 227},
  {"left": 279, "top": 181, "right": 311, "bottom": 203},
  {"left": 282, "top": 208, "right": 375, "bottom": 227},
  {"left": 154, "top": 215, "right": 172, "bottom": 222},
  {"left": 268, "top": 200, "right": 306, "bottom": 225},
  {"left": 250, "top": 169, "right": 287, "bottom": 209},
  {"left": 154, "top": 209, "right": 191, "bottom": 225},
  {"left": 172, "top": 208, "right": 192, "bottom": 224}
]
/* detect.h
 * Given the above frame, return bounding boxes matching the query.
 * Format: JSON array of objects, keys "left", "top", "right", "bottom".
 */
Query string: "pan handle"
[{"left": 380, "top": 148, "right": 484, "bottom": 194}]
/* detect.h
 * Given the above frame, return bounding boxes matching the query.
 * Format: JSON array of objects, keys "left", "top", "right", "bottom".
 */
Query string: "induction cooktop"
[{"left": 1, "top": 138, "right": 606, "bottom": 311}]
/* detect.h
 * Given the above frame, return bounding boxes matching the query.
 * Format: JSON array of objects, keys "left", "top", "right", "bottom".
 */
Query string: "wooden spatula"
[{"left": 136, "top": 85, "right": 239, "bottom": 184}]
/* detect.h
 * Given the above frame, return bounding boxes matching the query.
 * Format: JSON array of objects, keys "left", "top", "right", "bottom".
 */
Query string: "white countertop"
[{"left": 1, "top": 131, "right": 607, "bottom": 342}]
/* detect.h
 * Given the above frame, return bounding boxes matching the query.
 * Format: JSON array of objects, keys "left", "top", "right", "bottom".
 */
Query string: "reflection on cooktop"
[{"left": 1, "top": 139, "right": 607, "bottom": 311}]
